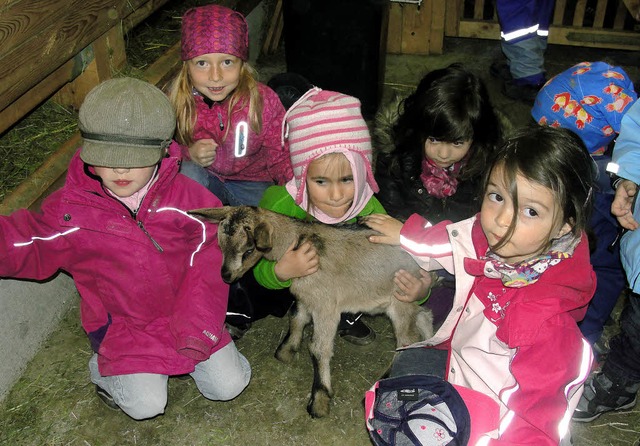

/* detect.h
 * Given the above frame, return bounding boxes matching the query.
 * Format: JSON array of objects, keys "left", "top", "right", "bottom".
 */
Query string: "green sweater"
[{"left": 253, "top": 185, "right": 387, "bottom": 289}]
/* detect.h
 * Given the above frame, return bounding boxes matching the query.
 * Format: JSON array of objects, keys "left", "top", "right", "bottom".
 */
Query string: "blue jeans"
[
  {"left": 389, "top": 347, "right": 448, "bottom": 379},
  {"left": 89, "top": 342, "right": 251, "bottom": 420},
  {"left": 180, "top": 160, "right": 273, "bottom": 206}
]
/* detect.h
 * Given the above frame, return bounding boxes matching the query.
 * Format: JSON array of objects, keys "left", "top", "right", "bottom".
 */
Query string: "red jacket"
[
  {"left": 400, "top": 214, "right": 596, "bottom": 445},
  {"left": 172, "top": 82, "right": 292, "bottom": 184},
  {"left": 0, "top": 148, "right": 231, "bottom": 376}
]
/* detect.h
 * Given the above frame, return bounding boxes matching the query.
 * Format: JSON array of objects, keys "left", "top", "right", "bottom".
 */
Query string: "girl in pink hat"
[
  {"left": 232, "top": 88, "right": 433, "bottom": 344},
  {"left": 167, "top": 4, "right": 292, "bottom": 206}
]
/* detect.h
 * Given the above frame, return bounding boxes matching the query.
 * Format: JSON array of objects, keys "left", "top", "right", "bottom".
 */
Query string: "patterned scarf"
[
  {"left": 419, "top": 157, "right": 464, "bottom": 199},
  {"left": 481, "top": 233, "right": 580, "bottom": 288}
]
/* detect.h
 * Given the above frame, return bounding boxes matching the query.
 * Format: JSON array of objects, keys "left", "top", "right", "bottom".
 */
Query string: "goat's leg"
[
  {"left": 387, "top": 301, "right": 433, "bottom": 347},
  {"left": 275, "top": 301, "right": 311, "bottom": 363},
  {"left": 306, "top": 310, "right": 340, "bottom": 418}
]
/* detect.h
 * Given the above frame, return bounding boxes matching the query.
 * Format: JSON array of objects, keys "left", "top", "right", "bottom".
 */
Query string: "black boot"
[{"left": 338, "top": 313, "right": 376, "bottom": 346}]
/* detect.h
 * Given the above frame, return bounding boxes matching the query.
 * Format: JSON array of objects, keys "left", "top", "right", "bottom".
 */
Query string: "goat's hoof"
[
  {"left": 275, "top": 344, "right": 296, "bottom": 363},
  {"left": 307, "top": 389, "right": 331, "bottom": 418}
]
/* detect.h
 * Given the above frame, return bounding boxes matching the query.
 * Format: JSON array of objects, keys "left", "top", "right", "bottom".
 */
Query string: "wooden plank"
[
  {"left": 473, "top": 0, "right": 485, "bottom": 20},
  {"left": 54, "top": 26, "right": 126, "bottom": 109},
  {"left": 0, "top": 0, "right": 155, "bottom": 114},
  {"left": 457, "top": 19, "right": 500, "bottom": 39},
  {"left": 386, "top": 2, "right": 403, "bottom": 53},
  {"left": 401, "top": 2, "right": 430, "bottom": 54},
  {"left": 624, "top": 0, "right": 640, "bottom": 20},
  {"left": 593, "top": 0, "right": 608, "bottom": 28},
  {"left": 0, "top": 58, "right": 75, "bottom": 134},
  {"left": 444, "top": 0, "right": 463, "bottom": 36},
  {"left": 430, "top": 0, "right": 446, "bottom": 54},
  {"left": 573, "top": 0, "right": 587, "bottom": 26},
  {"left": 615, "top": 0, "right": 629, "bottom": 29},
  {"left": 261, "top": 0, "right": 282, "bottom": 55},
  {"left": 553, "top": 0, "right": 568, "bottom": 25}
]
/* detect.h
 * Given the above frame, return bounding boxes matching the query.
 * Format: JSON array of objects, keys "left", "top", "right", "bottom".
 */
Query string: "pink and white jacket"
[
  {"left": 171, "top": 82, "right": 293, "bottom": 184},
  {"left": 400, "top": 214, "right": 596, "bottom": 445},
  {"left": 0, "top": 147, "right": 231, "bottom": 377}
]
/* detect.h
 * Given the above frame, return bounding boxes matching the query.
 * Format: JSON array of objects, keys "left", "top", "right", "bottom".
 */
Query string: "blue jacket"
[{"left": 609, "top": 100, "right": 640, "bottom": 292}]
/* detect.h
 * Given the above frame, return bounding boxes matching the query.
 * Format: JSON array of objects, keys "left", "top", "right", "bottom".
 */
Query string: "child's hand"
[
  {"left": 189, "top": 139, "right": 218, "bottom": 167},
  {"left": 362, "top": 214, "right": 403, "bottom": 245},
  {"left": 274, "top": 240, "right": 319, "bottom": 281},
  {"left": 612, "top": 179, "right": 639, "bottom": 230},
  {"left": 393, "top": 269, "right": 433, "bottom": 303}
]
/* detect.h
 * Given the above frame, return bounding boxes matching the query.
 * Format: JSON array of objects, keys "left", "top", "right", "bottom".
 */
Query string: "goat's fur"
[{"left": 190, "top": 206, "right": 433, "bottom": 418}]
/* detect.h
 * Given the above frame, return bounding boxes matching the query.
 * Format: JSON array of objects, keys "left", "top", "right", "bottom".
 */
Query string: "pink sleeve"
[{"left": 261, "top": 86, "right": 293, "bottom": 184}]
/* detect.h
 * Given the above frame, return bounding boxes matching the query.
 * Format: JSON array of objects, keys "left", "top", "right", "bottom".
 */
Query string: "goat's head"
[{"left": 189, "top": 206, "right": 274, "bottom": 283}]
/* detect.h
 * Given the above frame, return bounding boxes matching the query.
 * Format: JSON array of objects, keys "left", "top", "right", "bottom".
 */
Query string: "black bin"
[{"left": 282, "top": 0, "right": 389, "bottom": 119}]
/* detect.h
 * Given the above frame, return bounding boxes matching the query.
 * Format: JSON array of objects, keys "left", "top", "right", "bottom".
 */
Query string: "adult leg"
[
  {"left": 191, "top": 342, "right": 251, "bottom": 401},
  {"left": 89, "top": 354, "right": 168, "bottom": 420}
]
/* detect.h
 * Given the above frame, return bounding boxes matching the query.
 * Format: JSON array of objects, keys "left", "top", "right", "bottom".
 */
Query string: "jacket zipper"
[{"left": 137, "top": 220, "right": 163, "bottom": 252}]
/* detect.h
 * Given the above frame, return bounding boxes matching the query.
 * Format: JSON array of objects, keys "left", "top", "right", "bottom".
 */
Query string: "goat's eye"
[{"left": 242, "top": 248, "right": 254, "bottom": 260}]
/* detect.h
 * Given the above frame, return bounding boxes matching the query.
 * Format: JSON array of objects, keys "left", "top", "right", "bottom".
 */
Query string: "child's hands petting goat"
[
  {"left": 274, "top": 240, "right": 319, "bottom": 282},
  {"left": 363, "top": 214, "right": 432, "bottom": 303}
]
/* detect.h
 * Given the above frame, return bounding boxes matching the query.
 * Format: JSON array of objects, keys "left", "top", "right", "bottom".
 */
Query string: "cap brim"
[{"left": 80, "top": 140, "right": 164, "bottom": 168}]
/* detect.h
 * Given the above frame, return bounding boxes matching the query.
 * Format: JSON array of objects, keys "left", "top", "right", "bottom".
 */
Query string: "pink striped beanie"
[
  {"left": 283, "top": 88, "right": 379, "bottom": 222},
  {"left": 181, "top": 4, "right": 249, "bottom": 61}
]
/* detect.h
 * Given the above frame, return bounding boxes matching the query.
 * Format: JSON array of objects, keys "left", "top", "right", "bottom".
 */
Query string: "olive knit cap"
[{"left": 79, "top": 78, "right": 175, "bottom": 168}]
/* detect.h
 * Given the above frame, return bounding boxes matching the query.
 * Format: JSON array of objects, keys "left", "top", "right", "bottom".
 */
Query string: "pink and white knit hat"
[
  {"left": 181, "top": 4, "right": 249, "bottom": 61},
  {"left": 283, "top": 88, "right": 379, "bottom": 223}
]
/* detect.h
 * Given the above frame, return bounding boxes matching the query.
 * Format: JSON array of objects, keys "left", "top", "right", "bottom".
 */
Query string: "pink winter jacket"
[
  {"left": 0, "top": 148, "right": 231, "bottom": 376},
  {"left": 172, "top": 82, "right": 293, "bottom": 184},
  {"left": 400, "top": 214, "right": 596, "bottom": 445}
]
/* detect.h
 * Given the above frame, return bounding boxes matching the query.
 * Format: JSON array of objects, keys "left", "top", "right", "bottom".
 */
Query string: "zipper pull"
[
  {"left": 138, "top": 221, "right": 163, "bottom": 252},
  {"left": 218, "top": 111, "right": 224, "bottom": 131}
]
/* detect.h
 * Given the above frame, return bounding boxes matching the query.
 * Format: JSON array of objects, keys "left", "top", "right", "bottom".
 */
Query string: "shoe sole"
[
  {"left": 96, "top": 386, "right": 121, "bottom": 411},
  {"left": 338, "top": 331, "right": 376, "bottom": 346},
  {"left": 572, "top": 397, "right": 637, "bottom": 423}
]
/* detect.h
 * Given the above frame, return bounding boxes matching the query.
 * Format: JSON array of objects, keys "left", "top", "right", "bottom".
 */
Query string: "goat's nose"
[{"left": 221, "top": 269, "right": 232, "bottom": 283}]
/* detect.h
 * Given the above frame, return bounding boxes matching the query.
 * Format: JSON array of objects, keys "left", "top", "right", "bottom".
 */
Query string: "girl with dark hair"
[
  {"left": 374, "top": 63, "right": 504, "bottom": 224},
  {"left": 365, "top": 125, "right": 596, "bottom": 445}
]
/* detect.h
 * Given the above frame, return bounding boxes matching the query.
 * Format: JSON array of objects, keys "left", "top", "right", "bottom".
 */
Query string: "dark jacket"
[{"left": 372, "top": 97, "right": 485, "bottom": 223}]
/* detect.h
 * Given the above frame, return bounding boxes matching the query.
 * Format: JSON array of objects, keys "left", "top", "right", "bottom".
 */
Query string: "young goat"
[{"left": 189, "top": 206, "right": 433, "bottom": 418}]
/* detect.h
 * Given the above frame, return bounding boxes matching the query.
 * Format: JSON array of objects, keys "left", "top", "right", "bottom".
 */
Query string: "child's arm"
[
  {"left": 187, "top": 139, "right": 218, "bottom": 167},
  {"left": 361, "top": 213, "right": 403, "bottom": 245},
  {"left": 392, "top": 269, "right": 433, "bottom": 303},
  {"left": 273, "top": 240, "right": 319, "bottom": 281}
]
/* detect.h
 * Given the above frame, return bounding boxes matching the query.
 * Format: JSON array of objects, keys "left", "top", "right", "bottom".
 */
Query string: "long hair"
[
  {"left": 485, "top": 125, "right": 595, "bottom": 252},
  {"left": 166, "top": 61, "right": 263, "bottom": 147},
  {"left": 392, "top": 63, "right": 502, "bottom": 180}
]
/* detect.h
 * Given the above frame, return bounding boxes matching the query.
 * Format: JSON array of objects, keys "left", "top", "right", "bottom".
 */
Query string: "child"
[
  {"left": 574, "top": 99, "right": 640, "bottom": 421},
  {"left": 167, "top": 4, "right": 292, "bottom": 206},
  {"left": 374, "top": 64, "right": 503, "bottom": 326},
  {"left": 374, "top": 63, "right": 503, "bottom": 225},
  {"left": 250, "top": 88, "right": 430, "bottom": 344},
  {"left": 0, "top": 78, "right": 250, "bottom": 420},
  {"left": 365, "top": 125, "right": 596, "bottom": 444},
  {"left": 532, "top": 61, "right": 637, "bottom": 350}
]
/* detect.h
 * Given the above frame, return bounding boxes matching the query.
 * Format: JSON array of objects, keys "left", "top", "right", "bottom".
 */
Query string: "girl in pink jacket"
[
  {"left": 167, "top": 4, "right": 292, "bottom": 206},
  {"left": 0, "top": 78, "right": 250, "bottom": 420},
  {"left": 365, "top": 126, "right": 596, "bottom": 445}
]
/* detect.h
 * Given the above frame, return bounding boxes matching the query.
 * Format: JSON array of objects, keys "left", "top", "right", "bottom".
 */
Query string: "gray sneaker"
[{"left": 572, "top": 372, "right": 638, "bottom": 422}]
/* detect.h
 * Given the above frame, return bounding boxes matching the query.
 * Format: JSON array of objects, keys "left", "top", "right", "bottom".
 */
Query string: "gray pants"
[{"left": 89, "top": 342, "right": 251, "bottom": 420}]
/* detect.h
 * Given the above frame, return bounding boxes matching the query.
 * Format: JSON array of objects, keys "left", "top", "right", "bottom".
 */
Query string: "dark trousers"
[
  {"left": 603, "top": 292, "right": 640, "bottom": 385},
  {"left": 390, "top": 347, "right": 448, "bottom": 379}
]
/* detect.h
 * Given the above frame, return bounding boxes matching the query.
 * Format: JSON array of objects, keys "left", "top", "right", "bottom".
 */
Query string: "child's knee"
[
  {"left": 199, "top": 354, "right": 251, "bottom": 401},
  {"left": 120, "top": 391, "right": 168, "bottom": 420}
]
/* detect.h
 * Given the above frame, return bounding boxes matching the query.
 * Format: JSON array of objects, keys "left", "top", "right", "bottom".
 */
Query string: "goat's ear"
[
  {"left": 253, "top": 221, "right": 274, "bottom": 252},
  {"left": 188, "top": 206, "right": 233, "bottom": 223}
]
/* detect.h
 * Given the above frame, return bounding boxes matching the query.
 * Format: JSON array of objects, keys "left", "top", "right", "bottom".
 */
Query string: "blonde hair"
[{"left": 167, "top": 61, "right": 263, "bottom": 147}]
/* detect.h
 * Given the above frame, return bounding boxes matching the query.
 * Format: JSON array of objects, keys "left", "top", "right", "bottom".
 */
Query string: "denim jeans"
[
  {"left": 90, "top": 342, "right": 251, "bottom": 420},
  {"left": 180, "top": 160, "right": 273, "bottom": 206},
  {"left": 389, "top": 347, "right": 448, "bottom": 379}
]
